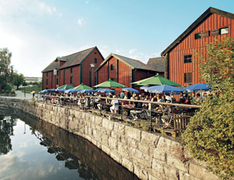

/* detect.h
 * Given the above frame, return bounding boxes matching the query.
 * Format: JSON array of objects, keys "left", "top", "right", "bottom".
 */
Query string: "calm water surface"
[{"left": 0, "top": 108, "right": 139, "bottom": 180}]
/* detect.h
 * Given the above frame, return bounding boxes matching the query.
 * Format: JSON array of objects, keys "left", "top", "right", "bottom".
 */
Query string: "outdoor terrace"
[{"left": 37, "top": 94, "right": 201, "bottom": 137}]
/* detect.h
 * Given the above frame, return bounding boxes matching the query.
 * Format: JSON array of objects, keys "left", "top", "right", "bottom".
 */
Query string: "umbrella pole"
[
  {"left": 121, "top": 102, "right": 123, "bottom": 121},
  {"left": 149, "top": 102, "right": 152, "bottom": 132}
]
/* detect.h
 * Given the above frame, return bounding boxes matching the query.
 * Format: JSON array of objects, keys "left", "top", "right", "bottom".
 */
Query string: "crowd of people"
[{"left": 40, "top": 88, "right": 213, "bottom": 128}]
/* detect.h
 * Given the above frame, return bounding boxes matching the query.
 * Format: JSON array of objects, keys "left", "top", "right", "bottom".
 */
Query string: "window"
[
  {"left": 201, "top": 31, "right": 209, "bottom": 38},
  {"left": 70, "top": 76, "right": 73, "bottom": 84},
  {"left": 94, "top": 58, "right": 97, "bottom": 63},
  {"left": 46, "top": 72, "right": 48, "bottom": 77},
  {"left": 195, "top": 33, "right": 202, "bottom": 39},
  {"left": 211, "top": 29, "right": 219, "bottom": 36},
  {"left": 70, "top": 67, "right": 73, "bottom": 74},
  {"left": 110, "top": 64, "right": 114, "bottom": 70},
  {"left": 184, "top": 73, "right": 192, "bottom": 84},
  {"left": 184, "top": 55, "right": 192, "bottom": 63},
  {"left": 53, "top": 69, "right": 58, "bottom": 76},
  {"left": 111, "top": 78, "right": 115, "bottom": 81},
  {"left": 220, "top": 27, "right": 228, "bottom": 35},
  {"left": 56, "top": 78, "right": 59, "bottom": 84},
  {"left": 46, "top": 79, "right": 48, "bottom": 85}
]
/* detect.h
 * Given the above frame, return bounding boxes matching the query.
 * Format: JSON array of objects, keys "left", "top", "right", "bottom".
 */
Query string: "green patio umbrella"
[
  {"left": 94, "top": 79, "right": 126, "bottom": 88},
  {"left": 57, "top": 84, "right": 74, "bottom": 90},
  {"left": 73, "top": 83, "right": 92, "bottom": 90},
  {"left": 132, "top": 74, "right": 183, "bottom": 87}
]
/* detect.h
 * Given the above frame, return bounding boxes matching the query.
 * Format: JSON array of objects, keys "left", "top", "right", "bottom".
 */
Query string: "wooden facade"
[
  {"left": 42, "top": 47, "right": 104, "bottom": 89},
  {"left": 96, "top": 54, "right": 157, "bottom": 92},
  {"left": 161, "top": 7, "right": 234, "bottom": 86}
]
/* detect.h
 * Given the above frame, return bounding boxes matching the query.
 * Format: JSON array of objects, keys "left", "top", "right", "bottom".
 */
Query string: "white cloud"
[
  {"left": 0, "top": 152, "right": 59, "bottom": 180},
  {"left": 115, "top": 49, "right": 121, "bottom": 54},
  {"left": 129, "top": 49, "right": 137, "bottom": 55},
  {"left": 39, "top": 2, "right": 56, "bottom": 15},
  {"left": 0, "top": 0, "right": 70, "bottom": 77},
  {"left": 77, "top": 18, "right": 85, "bottom": 26},
  {"left": 0, "top": 0, "right": 61, "bottom": 18},
  {"left": 19, "top": 142, "right": 28, "bottom": 148}
]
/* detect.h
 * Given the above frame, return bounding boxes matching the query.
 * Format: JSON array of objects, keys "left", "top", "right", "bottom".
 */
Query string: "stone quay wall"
[{"left": 0, "top": 98, "right": 220, "bottom": 180}]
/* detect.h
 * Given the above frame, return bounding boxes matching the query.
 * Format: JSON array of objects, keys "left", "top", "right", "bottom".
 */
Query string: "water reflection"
[
  {"left": 0, "top": 115, "right": 14, "bottom": 155},
  {"left": 0, "top": 108, "right": 139, "bottom": 180}
]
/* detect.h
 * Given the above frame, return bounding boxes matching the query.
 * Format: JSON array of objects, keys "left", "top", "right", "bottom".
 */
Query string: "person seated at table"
[
  {"left": 106, "top": 93, "right": 112, "bottom": 104},
  {"left": 126, "top": 89, "right": 132, "bottom": 99},
  {"left": 138, "top": 94, "right": 143, "bottom": 100},
  {"left": 122, "top": 95, "right": 129, "bottom": 106},
  {"left": 110, "top": 95, "right": 119, "bottom": 114},
  {"left": 142, "top": 95, "right": 150, "bottom": 108},
  {"left": 122, "top": 96, "right": 130, "bottom": 116},
  {"left": 77, "top": 95, "right": 84, "bottom": 107},
  {"left": 151, "top": 95, "right": 158, "bottom": 109},
  {"left": 85, "top": 96, "right": 91, "bottom": 108},
  {"left": 51, "top": 95, "right": 55, "bottom": 104},
  {"left": 134, "top": 96, "right": 142, "bottom": 108},
  {"left": 161, "top": 95, "right": 166, "bottom": 102},
  {"left": 130, "top": 96, "right": 143, "bottom": 120},
  {"left": 184, "top": 95, "right": 191, "bottom": 104},
  {"left": 178, "top": 93, "right": 185, "bottom": 103},
  {"left": 129, "top": 96, "right": 135, "bottom": 107},
  {"left": 120, "top": 91, "right": 125, "bottom": 99},
  {"left": 59, "top": 94, "right": 65, "bottom": 104},
  {"left": 170, "top": 94, "right": 176, "bottom": 103},
  {"left": 193, "top": 93, "right": 203, "bottom": 105},
  {"left": 96, "top": 95, "right": 103, "bottom": 110},
  {"left": 156, "top": 94, "right": 164, "bottom": 102},
  {"left": 156, "top": 97, "right": 173, "bottom": 127}
]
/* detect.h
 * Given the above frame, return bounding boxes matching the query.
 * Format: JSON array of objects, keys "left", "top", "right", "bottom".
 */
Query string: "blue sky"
[{"left": 0, "top": 0, "right": 233, "bottom": 77}]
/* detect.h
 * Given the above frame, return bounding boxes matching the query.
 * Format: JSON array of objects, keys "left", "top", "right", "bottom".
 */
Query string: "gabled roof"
[
  {"left": 42, "top": 46, "right": 103, "bottom": 73},
  {"left": 161, "top": 7, "right": 234, "bottom": 56},
  {"left": 42, "top": 60, "right": 60, "bottom": 73},
  {"left": 95, "top": 53, "right": 156, "bottom": 72},
  {"left": 147, "top": 57, "right": 165, "bottom": 72},
  {"left": 59, "top": 47, "right": 98, "bottom": 69}
]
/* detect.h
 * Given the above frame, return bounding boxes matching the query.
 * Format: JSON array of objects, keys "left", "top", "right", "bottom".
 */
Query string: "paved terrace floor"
[{"left": 0, "top": 90, "right": 32, "bottom": 100}]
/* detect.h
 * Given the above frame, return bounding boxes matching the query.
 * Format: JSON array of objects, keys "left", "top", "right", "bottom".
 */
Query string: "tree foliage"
[
  {"left": 12, "top": 72, "right": 25, "bottom": 89},
  {"left": 182, "top": 37, "right": 234, "bottom": 179},
  {"left": 0, "top": 48, "right": 13, "bottom": 89}
]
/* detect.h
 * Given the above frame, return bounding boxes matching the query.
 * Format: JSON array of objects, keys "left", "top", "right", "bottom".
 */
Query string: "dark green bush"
[{"left": 183, "top": 37, "right": 234, "bottom": 179}]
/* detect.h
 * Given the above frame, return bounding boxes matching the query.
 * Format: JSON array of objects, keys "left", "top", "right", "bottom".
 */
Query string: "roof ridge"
[
  {"left": 112, "top": 53, "right": 147, "bottom": 65},
  {"left": 60, "top": 46, "right": 95, "bottom": 59},
  {"left": 112, "top": 53, "right": 156, "bottom": 71},
  {"left": 161, "top": 7, "right": 234, "bottom": 56}
]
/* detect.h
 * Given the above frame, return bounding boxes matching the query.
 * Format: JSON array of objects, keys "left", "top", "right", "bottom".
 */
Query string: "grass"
[{"left": 18, "top": 86, "right": 42, "bottom": 93}]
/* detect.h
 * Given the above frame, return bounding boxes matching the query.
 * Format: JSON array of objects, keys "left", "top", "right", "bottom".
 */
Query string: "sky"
[{"left": 0, "top": 0, "right": 233, "bottom": 77}]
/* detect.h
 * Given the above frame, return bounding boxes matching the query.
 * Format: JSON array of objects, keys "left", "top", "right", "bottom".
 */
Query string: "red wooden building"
[
  {"left": 95, "top": 53, "right": 158, "bottom": 89},
  {"left": 42, "top": 47, "right": 104, "bottom": 89},
  {"left": 161, "top": 7, "right": 234, "bottom": 86}
]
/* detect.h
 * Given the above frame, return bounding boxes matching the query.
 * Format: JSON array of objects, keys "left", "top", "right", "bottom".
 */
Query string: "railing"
[{"left": 36, "top": 95, "right": 201, "bottom": 137}]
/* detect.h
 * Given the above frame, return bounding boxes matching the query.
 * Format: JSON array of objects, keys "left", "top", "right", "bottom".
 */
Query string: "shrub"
[{"left": 182, "top": 37, "right": 234, "bottom": 179}]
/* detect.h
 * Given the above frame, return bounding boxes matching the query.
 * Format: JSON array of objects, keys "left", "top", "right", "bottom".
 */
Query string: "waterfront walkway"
[{"left": 0, "top": 90, "right": 32, "bottom": 100}]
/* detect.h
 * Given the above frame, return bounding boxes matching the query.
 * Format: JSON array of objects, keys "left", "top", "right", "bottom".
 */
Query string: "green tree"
[
  {"left": 22, "top": 81, "right": 27, "bottom": 86},
  {"left": 0, "top": 48, "right": 13, "bottom": 90},
  {"left": 183, "top": 37, "right": 234, "bottom": 179},
  {"left": 12, "top": 72, "right": 25, "bottom": 89}
]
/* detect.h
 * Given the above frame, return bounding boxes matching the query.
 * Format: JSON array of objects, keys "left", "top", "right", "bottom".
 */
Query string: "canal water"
[{"left": 0, "top": 108, "right": 139, "bottom": 180}]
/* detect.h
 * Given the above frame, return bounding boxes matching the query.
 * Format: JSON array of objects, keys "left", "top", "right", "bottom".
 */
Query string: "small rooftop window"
[
  {"left": 195, "top": 33, "right": 202, "bottom": 40},
  {"left": 220, "top": 27, "right": 228, "bottom": 35}
]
